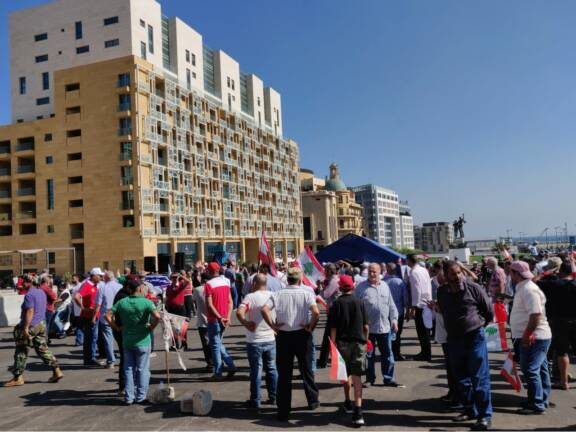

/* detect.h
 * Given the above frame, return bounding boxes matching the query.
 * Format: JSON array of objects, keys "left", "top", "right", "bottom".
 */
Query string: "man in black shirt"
[
  {"left": 437, "top": 261, "right": 493, "bottom": 431},
  {"left": 328, "top": 275, "right": 368, "bottom": 427}
]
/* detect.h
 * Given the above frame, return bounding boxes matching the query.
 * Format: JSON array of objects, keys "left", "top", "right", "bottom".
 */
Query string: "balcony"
[
  {"left": 120, "top": 151, "right": 133, "bottom": 161},
  {"left": 121, "top": 176, "right": 133, "bottom": 186},
  {"left": 16, "top": 141, "right": 34, "bottom": 152},
  {"left": 17, "top": 210, "right": 36, "bottom": 220},
  {"left": 160, "top": 227, "right": 170, "bottom": 235},
  {"left": 118, "top": 128, "right": 132, "bottom": 137},
  {"left": 0, "top": 189, "right": 11, "bottom": 199},
  {"left": 17, "top": 165, "right": 34, "bottom": 174},
  {"left": 121, "top": 200, "right": 134, "bottom": 211},
  {"left": 0, "top": 144, "right": 9, "bottom": 157},
  {"left": 17, "top": 188, "right": 35, "bottom": 197},
  {"left": 0, "top": 166, "right": 10, "bottom": 177},
  {"left": 118, "top": 102, "right": 131, "bottom": 112}
]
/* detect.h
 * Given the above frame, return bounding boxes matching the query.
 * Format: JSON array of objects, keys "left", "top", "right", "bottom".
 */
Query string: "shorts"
[
  {"left": 551, "top": 319, "right": 576, "bottom": 356},
  {"left": 336, "top": 340, "right": 366, "bottom": 377}
]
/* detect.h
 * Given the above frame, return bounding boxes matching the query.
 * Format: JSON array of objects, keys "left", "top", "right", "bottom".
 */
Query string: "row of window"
[
  {"left": 32, "top": 38, "right": 120, "bottom": 65},
  {"left": 34, "top": 17, "right": 118, "bottom": 43}
]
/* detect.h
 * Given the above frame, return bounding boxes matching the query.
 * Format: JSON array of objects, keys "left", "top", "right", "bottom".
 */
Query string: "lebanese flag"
[
  {"left": 494, "top": 303, "right": 508, "bottom": 324},
  {"left": 571, "top": 252, "right": 576, "bottom": 278},
  {"left": 500, "top": 248, "right": 512, "bottom": 261},
  {"left": 485, "top": 322, "right": 508, "bottom": 352},
  {"left": 258, "top": 230, "right": 277, "bottom": 276},
  {"left": 500, "top": 351, "right": 522, "bottom": 392},
  {"left": 297, "top": 247, "right": 325, "bottom": 285},
  {"left": 329, "top": 339, "right": 348, "bottom": 383}
]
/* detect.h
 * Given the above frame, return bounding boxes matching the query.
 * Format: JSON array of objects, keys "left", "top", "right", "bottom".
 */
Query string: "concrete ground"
[{"left": 0, "top": 316, "right": 575, "bottom": 431}]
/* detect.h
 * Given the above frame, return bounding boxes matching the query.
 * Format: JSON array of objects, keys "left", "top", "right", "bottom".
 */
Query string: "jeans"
[
  {"left": 246, "top": 341, "right": 278, "bottom": 406},
  {"left": 231, "top": 285, "right": 239, "bottom": 309},
  {"left": 72, "top": 316, "right": 84, "bottom": 345},
  {"left": 448, "top": 327, "right": 493, "bottom": 421},
  {"left": 123, "top": 345, "right": 151, "bottom": 403},
  {"left": 113, "top": 329, "right": 124, "bottom": 391},
  {"left": 207, "top": 322, "right": 236, "bottom": 377},
  {"left": 519, "top": 338, "right": 552, "bottom": 412},
  {"left": 367, "top": 332, "right": 395, "bottom": 383},
  {"left": 82, "top": 317, "right": 99, "bottom": 364},
  {"left": 99, "top": 321, "right": 116, "bottom": 365}
]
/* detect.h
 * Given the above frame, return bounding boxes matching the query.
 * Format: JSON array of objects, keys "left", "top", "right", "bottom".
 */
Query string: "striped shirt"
[{"left": 265, "top": 285, "right": 316, "bottom": 332}]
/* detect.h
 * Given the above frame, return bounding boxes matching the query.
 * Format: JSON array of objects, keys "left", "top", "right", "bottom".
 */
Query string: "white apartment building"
[
  {"left": 9, "top": 0, "right": 283, "bottom": 136},
  {"left": 399, "top": 201, "right": 414, "bottom": 250},
  {"left": 350, "top": 184, "right": 414, "bottom": 249}
]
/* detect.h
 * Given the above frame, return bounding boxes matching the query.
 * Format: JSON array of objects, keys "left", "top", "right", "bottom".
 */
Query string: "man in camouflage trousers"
[{"left": 5, "top": 275, "right": 63, "bottom": 387}]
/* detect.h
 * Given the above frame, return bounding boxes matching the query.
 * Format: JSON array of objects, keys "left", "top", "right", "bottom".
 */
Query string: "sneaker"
[
  {"left": 209, "top": 375, "right": 225, "bottom": 382},
  {"left": 352, "top": 411, "right": 365, "bottom": 426},
  {"left": 308, "top": 401, "right": 320, "bottom": 410},
  {"left": 516, "top": 407, "right": 545, "bottom": 415},
  {"left": 453, "top": 413, "right": 474, "bottom": 422},
  {"left": 383, "top": 381, "right": 405, "bottom": 388},
  {"left": 246, "top": 399, "right": 260, "bottom": 410},
  {"left": 226, "top": 369, "right": 236, "bottom": 379},
  {"left": 4, "top": 375, "right": 25, "bottom": 387},
  {"left": 343, "top": 399, "right": 353, "bottom": 413},
  {"left": 264, "top": 398, "right": 276, "bottom": 405},
  {"left": 470, "top": 418, "right": 491, "bottom": 431},
  {"left": 105, "top": 363, "right": 115, "bottom": 370}
]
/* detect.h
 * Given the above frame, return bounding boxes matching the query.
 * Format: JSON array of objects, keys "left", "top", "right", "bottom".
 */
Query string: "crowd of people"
[{"left": 3, "top": 248, "right": 576, "bottom": 430}]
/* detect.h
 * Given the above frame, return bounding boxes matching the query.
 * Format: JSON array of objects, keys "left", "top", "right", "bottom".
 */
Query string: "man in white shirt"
[
  {"left": 407, "top": 254, "right": 432, "bottom": 361},
  {"left": 70, "top": 274, "right": 85, "bottom": 347},
  {"left": 94, "top": 271, "right": 123, "bottom": 368},
  {"left": 509, "top": 261, "right": 552, "bottom": 415},
  {"left": 261, "top": 267, "right": 320, "bottom": 422},
  {"left": 237, "top": 274, "right": 278, "bottom": 409}
]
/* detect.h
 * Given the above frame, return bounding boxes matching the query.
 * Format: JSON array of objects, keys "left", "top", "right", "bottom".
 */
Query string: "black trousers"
[
  {"left": 317, "top": 325, "right": 330, "bottom": 367},
  {"left": 276, "top": 330, "right": 319, "bottom": 417},
  {"left": 415, "top": 308, "right": 431, "bottom": 357},
  {"left": 442, "top": 343, "right": 458, "bottom": 400},
  {"left": 392, "top": 314, "right": 405, "bottom": 358},
  {"left": 113, "top": 329, "right": 124, "bottom": 391},
  {"left": 184, "top": 295, "right": 195, "bottom": 319},
  {"left": 198, "top": 326, "right": 212, "bottom": 366}
]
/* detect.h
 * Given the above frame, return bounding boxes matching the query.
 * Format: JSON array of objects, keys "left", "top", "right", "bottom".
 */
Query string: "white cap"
[{"left": 89, "top": 267, "right": 105, "bottom": 276}]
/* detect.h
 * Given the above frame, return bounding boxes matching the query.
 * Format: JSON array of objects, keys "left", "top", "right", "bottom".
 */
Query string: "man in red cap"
[
  {"left": 205, "top": 262, "right": 236, "bottom": 380},
  {"left": 328, "top": 274, "right": 368, "bottom": 426}
]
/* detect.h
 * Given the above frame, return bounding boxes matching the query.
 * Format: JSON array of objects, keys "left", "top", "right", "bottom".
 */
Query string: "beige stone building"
[
  {"left": 0, "top": 55, "right": 303, "bottom": 277},
  {"left": 300, "top": 164, "right": 363, "bottom": 252}
]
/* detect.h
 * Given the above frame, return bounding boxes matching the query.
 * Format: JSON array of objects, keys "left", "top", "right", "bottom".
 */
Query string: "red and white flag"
[
  {"left": 500, "top": 247, "right": 512, "bottom": 261},
  {"left": 485, "top": 322, "right": 508, "bottom": 352},
  {"left": 500, "top": 351, "right": 522, "bottom": 392},
  {"left": 296, "top": 247, "right": 325, "bottom": 287},
  {"left": 258, "top": 230, "right": 277, "bottom": 276},
  {"left": 329, "top": 339, "right": 348, "bottom": 383},
  {"left": 161, "top": 310, "right": 189, "bottom": 371}
]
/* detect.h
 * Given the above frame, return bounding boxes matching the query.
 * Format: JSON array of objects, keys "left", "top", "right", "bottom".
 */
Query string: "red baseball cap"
[
  {"left": 338, "top": 275, "right": 354, "bottom": 290},
  {"left": 207, "top": 262, "right": 221, "bottom": 273}
]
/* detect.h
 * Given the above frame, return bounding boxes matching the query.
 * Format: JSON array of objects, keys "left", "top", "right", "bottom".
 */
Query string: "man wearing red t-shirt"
[
  {"left": 205, "top": 262, "right": 236, "bottom": 380},
  {"left": 166, "top": 272, "right": 188, "bottom": 349},
  {"left": 74, "top": 268, "right": 103, "bottom": 366}
]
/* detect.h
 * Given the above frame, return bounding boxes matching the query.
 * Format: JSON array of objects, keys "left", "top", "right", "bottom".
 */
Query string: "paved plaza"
[{"left": 0, "top": 316, "right": 575, "bottom": 431}]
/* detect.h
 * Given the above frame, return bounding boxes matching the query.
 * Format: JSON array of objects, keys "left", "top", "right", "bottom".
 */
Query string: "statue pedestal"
[{"left": 449, "top": 247, "right": 471, "bottom": 264}]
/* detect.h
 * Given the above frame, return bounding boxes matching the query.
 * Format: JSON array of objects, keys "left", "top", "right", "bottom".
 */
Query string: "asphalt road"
[{"left": 0, "top": 315, "right": 575, "bottom": 431}]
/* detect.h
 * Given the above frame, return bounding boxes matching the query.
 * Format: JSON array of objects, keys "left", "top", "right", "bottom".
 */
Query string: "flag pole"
[{"left": 165, "top": 349, "right": 171, "bottom": 386}]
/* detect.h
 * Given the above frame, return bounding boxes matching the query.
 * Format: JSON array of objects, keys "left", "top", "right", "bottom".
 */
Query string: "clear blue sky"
[{"left": 1, "top": 0, "right": 575, "bottom": 239}]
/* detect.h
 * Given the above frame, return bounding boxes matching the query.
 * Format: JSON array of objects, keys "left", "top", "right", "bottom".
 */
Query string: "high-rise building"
[
  {"left": 0, "top": 0, "right": 302, "bottom": 277},
  {"left": 414, "top": 222, "right": 454, "bottom": 253},
  {"left": 350, "top": 184, "right": 414, "bottom": 249}
]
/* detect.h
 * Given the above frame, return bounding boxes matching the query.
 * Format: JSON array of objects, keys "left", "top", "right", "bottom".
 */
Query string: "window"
[
  {"left": 69, "top": 199, "right": 83, "bottom": 208},
  {"left": 66, "top": 106, "right": 81, "bottom": 115},
  {"left": 191, "top": 53, "right": 196, "bottom": 66},
  {"left": 19, "top": 77, "right": 26, "bottom": 95},
  {"left": 48, "top": 252, "right": 56, "bottom": 264},
  {"left": 67, "top": 129, "right": 81, "bottom": 138},
  {"left": 118, "top": 94, "right": 131, "bottom": 111},
  {"left": 121, "top": 191, "right": 134, "bottom": 210},
  {"left": 123, "top": 215, "right": 135, "bottom": 227},
  {"left": 186, "top": 69, "right": 191, "bottom": 90},
  {"left": 148, "top": 25, "right": 154, "bottom": 54},
  {"left": 47, "top": 225, "right": 54, "bottom": 234},
  {"left": 47, "top": 179, "right": 54, "bottom": 210},
  {"left": 36, "top": 97, "right": 50, "bottom": 106},
  {"left": 68, "top": 176, "right": 82, "bottom": 184},
  {"left": 46, "top": 156, "right": 53, "bottom": 164},
  {"left": 75, "top": 21, "right": 83, "bottom": 39},
  {"left": 65, "top": 83, "right": 80, "bottom": 91},
  {"left": 119, "top": 118, "right": 131, "bottom": 135},
  {"left": 185, "top": 50, "right": 190, "bottom": 62},
  {"left": 44, "top": 133, "right": 52, "bottom": 141},
  {"left": 35, "top": 54, "right": 48, "bottom": 63},
  {"left": 76, "top": 45, "right": 89, "bottom": 54},
  {"left": 103, "top": 16, "right": 119, "bottom": 26},
  {"left": 120, "top": 142, "right": 132, "bottom": 160},
  {"left": 140, "top": 19, "right": 145, "bottom": 28},
  {"left": 117, "top": 73, "right": 130, "bottom": 87},
  {"left": 67, "top": 152, "right": 82, "bottom": 161},
  {"left": 105, "top": 39, "right": 119, "bottom": 48},
  {"left": 192, "top": 71, "right": 196, "bottom": 79},
  {"left": 35, "top": 33, "right": 48, "bottom": 42},
  {"left": 42, "top": 72, "right": 49, "bottom": 90},
  {"left": 140, "top": 42, "right": 147, "bottom": 60},
  {"left": 227, "top": 77, "right": 230, "bottom": 88}
]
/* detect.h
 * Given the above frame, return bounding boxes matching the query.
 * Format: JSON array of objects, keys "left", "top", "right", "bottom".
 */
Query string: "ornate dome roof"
[{"left": 325, "top": 163, "right": 347, "bottom": 192}]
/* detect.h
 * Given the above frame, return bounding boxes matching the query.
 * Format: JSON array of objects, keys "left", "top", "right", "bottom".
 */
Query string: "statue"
[{"left": 452, "top": 214, "right": 466, "bottom": 240}]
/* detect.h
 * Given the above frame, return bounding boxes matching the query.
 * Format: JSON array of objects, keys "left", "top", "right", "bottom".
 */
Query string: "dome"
[{"left": 325, "top": 163, "right": 347, "bottom": 192}]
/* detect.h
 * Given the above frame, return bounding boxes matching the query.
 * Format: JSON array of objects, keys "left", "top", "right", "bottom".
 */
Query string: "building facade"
[
  {"left": 350, "top": 184, "right": 414, "bottom": 249},
  {"left": 414, "top": 222, "right": 454, "bottom": 253},
  {"left": 0, "top": 0, "right": 302, "bottom": 277}
]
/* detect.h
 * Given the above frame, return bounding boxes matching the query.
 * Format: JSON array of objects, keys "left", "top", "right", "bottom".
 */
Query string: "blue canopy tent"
[{"left": 315, "top": 234, "right": 405, "bottom": 264}]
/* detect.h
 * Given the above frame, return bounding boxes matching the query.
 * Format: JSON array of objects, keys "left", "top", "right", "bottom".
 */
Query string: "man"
[
  {"left": 181, "top": 270, "right": 195, "bottom": 320},
  {"left": 261, "top": 267, "right": 320, "bottom": 422},
  {"left": 224, "top": 260, "right": 239, "bottom": 308},
  {"left": 39, "top": 275, "right": 57, "bottom": 342},
  {"left": 52, "top": 281, "right": 72, "bottom": 339},
  {"left": 328, "top": 274, "right": 368, "bottom": 426},
  {"left": 406, "top": 254, "right": 433, "bottom": 361},
  {"left": 356, "top": 263, "right": 400, "bottom": 387},
  {"left": 70, "top": 273, "right": 84, "bottom": 346},
  {"left": 5, "top": 275, "right": 63, "bottom": 387},
  {"left": 74, "top": 268, "right": 104, "bottom": 366},
  {"left": 318, "top": 263, "right": 340, "bottom": 368},
  {"left": 192, "top": 273, "right": 213, "bottom": 371},
  {"left": 205, "top": 262, "right": 236, "bottom": 380},
  {"left": 107, "top": 279, "right": 160, "bottom": 405},
  {"left": 384, "top": 262, "right": 409, "bottom": 361},
  {"left": 509, "top": 261, "right": 552, "bottom": 415},
  {"left": 94, "top": 271, "right": 123, "bottom": 368},
  {"left": 237, "top": 274, "right": 278, "bottom": 409},
  {"left": 486, "top": 257, "right": 506, "bottom": 301},
  {"left": 165, "top": 272, "right": 188, "bottom": 349},
  {"left": 437, "top": 261, "right": 493, "bottom": 431},
  {"left": 243, "top": 263, "right": 284, "bottom": 295}
]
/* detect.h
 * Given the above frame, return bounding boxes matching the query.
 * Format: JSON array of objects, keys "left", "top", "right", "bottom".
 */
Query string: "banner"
[
  {"left": 258, "top": 230, "right": 277, "bottom": 276},
  {"left": 485, "top": 322, "right": 508, "bottom": 352},
  {"left": 500, "top": 351, "right": 522, "bottom": 392},
  {"left": 329, "top": 339, "right": 348, "bottom": 383}
]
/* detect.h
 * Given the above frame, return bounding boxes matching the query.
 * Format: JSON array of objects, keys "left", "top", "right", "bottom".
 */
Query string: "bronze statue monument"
[{"left": 452, "top": 214, "right": 466, "bottom": 240}]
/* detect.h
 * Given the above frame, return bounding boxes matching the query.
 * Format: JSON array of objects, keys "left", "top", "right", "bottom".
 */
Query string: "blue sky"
[{"left": 1, "top": 0, "right": 575, "bottom": 239}]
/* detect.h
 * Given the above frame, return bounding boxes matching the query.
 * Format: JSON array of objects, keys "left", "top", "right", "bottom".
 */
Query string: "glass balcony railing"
[
  {"left": 0, "top": 190, "right": 11, "bottom": 198},
  {"left": 118, "top": 128, "right": 132, "bottom": 136},
  {"left": 120, "top": 151, "right": 132, "bottom": 161},
  {"left": 17, "top": 166, "right": 34, "bottom": 174},
  {"left": 118, "top": 102, "right": 131, "bottom": 112},
  {"left": 16, "top": 142, "right": 34, "bottom": 152},
  {"left": 121, "top": 176, "right": 133, "bottom": 186},
  {"left": 17, "top": 188, "right": 35, "bottom": 196},
  {"left": 0, "top": 168, "right": 10, "bottom": 176}
]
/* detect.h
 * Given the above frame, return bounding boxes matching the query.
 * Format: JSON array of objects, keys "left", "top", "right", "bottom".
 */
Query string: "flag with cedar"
[{"left": 258, "top": 230, "right": 277, "bottom": 276}]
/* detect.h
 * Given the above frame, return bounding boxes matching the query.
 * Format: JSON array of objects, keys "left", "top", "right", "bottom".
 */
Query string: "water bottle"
[{"left": 391, "top": 331, "right": 397, "bottom": 341}]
